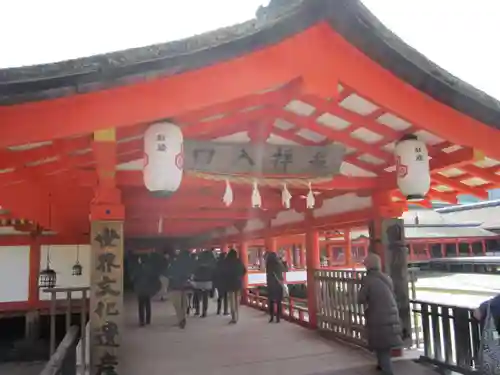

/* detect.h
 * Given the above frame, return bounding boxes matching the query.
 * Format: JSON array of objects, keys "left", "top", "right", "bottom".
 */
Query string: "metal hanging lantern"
[
  {"left": 72, "top": 245, "right": 83, "bottom": 276},
  {"left": 38, "top": 246, "right": 57, "bottom": 289},
  {"left": 38, "top": 199, "right": 57, "bottom": 289}
]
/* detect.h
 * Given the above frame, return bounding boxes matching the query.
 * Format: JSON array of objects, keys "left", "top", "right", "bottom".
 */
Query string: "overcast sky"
[{"left": 1, "top": 0, "right": 498, "bottom": 100}]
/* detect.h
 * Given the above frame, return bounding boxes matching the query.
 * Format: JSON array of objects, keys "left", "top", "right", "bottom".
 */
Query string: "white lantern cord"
[
  {"left": 251, "top": 180, "right": 262, "bottom": 208},
  {"left": 306, "top": 182, "right": 315, "bottom": 209},
  {"left": 223, "top": 179, "right": 234, "bottom": 207},
  {"left": 281, "top": 183, "right": 292, "bottom": 209}
]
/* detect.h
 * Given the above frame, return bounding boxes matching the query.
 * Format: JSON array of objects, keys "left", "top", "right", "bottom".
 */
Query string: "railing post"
[
  {"left": 50, "top": 291, "right": 56, "bottom": 355},
  {"left": 80, "top": 288, "right": 87, "bottom": 373},
  {"left": 409, "top": 268, "right": 419, "bottom": 347},
  {"left": 66, "top": 291, "right": 72, "bottom": 332},
  {"left": 454, "top": 308, "right": 473, "bottom": 369}
]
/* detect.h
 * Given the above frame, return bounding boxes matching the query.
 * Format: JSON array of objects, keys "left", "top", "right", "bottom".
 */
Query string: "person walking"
[
  {"left": 265, "top": 252, "right": 287, "bottom": 323},
  {"left": 131, "top": 254, "right": 160, "bottom": 327},
  {"left": 152, "top": 250, "right": 170, "bottom": 302},
  {"left": 358, "top": 252, "right": 402, "bottom": 375},
  {"left": 192, "top": 250, "right": 216, "bottom": 317},
  {"left": 221, "top": 249, "right": 247, "bottom": 324},
  {"left": 167, "top": 250, "right": 194, "bottom": 329},
  {"left": 187, "top": 252, "right": 198, "bottom": 315},
  {"left": 214, "top": 252, "right": 229, "bottom": 315}
]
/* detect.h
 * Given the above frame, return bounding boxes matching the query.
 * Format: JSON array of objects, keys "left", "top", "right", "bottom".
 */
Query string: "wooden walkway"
[{"left": 120, "top": 298, "right": 436, "bottom": 375}]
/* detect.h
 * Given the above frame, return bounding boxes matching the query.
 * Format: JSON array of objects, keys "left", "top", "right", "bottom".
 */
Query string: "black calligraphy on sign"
[
  {"left": 238, "top": 148, "right": 255, "bottom": 166},
  {"left": 96, "top": 321, "right": 120, "bottom": 347},
  {"left": 309, "top": 151, "right": 327, "bottom": 170},
  {"left": 193, "top": 148, "right": 215, "bottom": 166},
  {"left": 94, "top": 228, "right": 121, "bottom": 248},
  {"left": 97, "top": 276, "right": 120, "bottom": 297},
  {"left": 96, "top": 253, "right": 120, "bottom": 273},
  {"left": 156, "top": 134, "right": 167, "bottom": 152},
  {"left": 97, "top": 351, "right": 119, "bottom": 375},
  {"left": 271, "top": 147, "right": 293, "bottom": 173},
  {"left": 414, "top": 146, "right": 424, "bottom": 162},
  {"left": 94, "top": 301, "right": 120, "bottom": 319}
]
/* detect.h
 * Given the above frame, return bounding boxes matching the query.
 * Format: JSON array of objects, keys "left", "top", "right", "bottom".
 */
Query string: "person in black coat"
[
  {"left": 193, "top": 250, "right": 216, "bottom": 317},
  {"left": 265, "top": 252, "right": 287, "bottom": 323},
  {"left": 221, "top": 249, "right": 247, "bottom": 324},
  {"left": 131, "top": 254, "right": 161, "bottom": 326},
  {"left": 213, "top": 252, "right": 228, "bottom": 315}
]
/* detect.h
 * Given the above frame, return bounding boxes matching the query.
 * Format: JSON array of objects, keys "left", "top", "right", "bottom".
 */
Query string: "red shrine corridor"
[{"left": 120, "top": 299, "right": 435, "bottom": 375}]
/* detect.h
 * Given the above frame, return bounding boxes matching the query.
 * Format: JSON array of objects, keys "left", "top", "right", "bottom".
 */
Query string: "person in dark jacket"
[
  {"left": 167, "top": 250, "right": 194, "bottom": 329},
  {"left": 221, "top": 249, "right": 247, "bottom": 324},
  {"left": 214, "top": 252, "right": 228, "bottom": 315},
  {"left": 473, "top": 293, "right": 500, "bottom": 334},
  {"left": 358, "top": 252, "right": 402, "bottom": 375},
  {"left": 193, "top": 250, "right": 216, "bottom": 317},
  {"left": 131, "top": 254, "right": 160, "bottom": 326},
  {"left": 265, "top": 252, "right": 287, "bottom": 323}
]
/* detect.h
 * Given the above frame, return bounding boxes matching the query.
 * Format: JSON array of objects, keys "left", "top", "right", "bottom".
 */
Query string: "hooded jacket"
[
  {"left": 358, "top": 269, "right": 403, "bottom": 350},
  {"left": 167, "top": 251, "right": 194, "bottom": 290}
]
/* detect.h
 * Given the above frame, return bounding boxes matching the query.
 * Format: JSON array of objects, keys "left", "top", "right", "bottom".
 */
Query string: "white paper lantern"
[
  {"left": 394, "top": 135, "right": 430, "bottom": 201},
  {"left": 143, "top": 122, "right": 183, "bottom": 195}
]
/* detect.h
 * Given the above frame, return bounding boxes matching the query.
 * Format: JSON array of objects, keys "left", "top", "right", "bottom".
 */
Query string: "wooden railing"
[
  {"left": 39, "top": 326, "right": 80, "bottom": 375},
  {"left": 43, "top": 287, "right": 90, "bottom": 374},
  {"left": 246, "top": 290, "right": 310, "bottom": 326},
  {"left": 246, "top": 268, "right": 485, "bottom": 374},
  {"left": 411, "top": 300, "right": 480, "bottom": 374},
  {"left": 314, "top": 269, "right": 367, "bottom": 345}
]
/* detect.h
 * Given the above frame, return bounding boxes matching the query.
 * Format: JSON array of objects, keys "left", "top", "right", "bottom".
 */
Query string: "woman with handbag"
[
  {"left": 474, "top": 294, "right": 500, "bottom": 334},
  {"left": 265, "top": 252, "right": 287, "bottom": 323},
  {"left": 473, "top": 294, "right": 500, "bottom": 374},
  {"left": 221, "top": 249, "right": 247, "bottom": 324}
]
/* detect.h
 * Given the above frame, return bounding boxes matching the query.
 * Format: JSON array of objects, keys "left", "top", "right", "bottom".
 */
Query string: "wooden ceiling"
[{"left": 0, "top": 80, "right": 498, "bottom": 237}]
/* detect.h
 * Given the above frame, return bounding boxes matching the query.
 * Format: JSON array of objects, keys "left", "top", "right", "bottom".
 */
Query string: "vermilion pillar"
[
  {"left": 285, "top": 247, "right": 292, "bottom": 267},
  {"left": 265, "top": 235, "right": 277, "bottom": 252},
  {"left": 305, "top": 228, "right": 320, "bottom": 328},
  {"left": 302, "top": 243, "right": 307, "bottom": 268},
  {"left": 296, "top": 244, "right": 303, "bottom": 268},
  {"left": 344, "top": 229, "right": 352, "bottom": 266},
  {"left": 239, "top": 240, "right": 249, "bottom": 303}
]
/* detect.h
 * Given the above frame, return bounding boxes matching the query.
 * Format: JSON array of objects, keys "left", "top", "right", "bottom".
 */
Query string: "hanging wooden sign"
[{"left": 183, "top": 141, "right": 345, "bottom": 177}]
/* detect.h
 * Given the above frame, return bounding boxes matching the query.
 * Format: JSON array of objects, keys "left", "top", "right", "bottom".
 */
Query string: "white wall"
[
  {"left": 40, "top": 245, "right": 91, "bottom": 300},
  {"left": 0, "top": 246, "right": 30, "bottom": 302}
]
